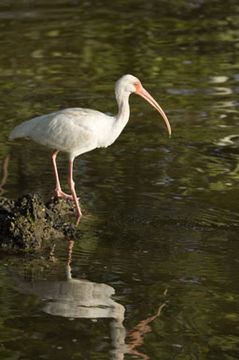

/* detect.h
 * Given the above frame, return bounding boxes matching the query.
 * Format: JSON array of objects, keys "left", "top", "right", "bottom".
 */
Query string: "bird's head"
[
  {"left": 115, "top": 74, "right": 142, "bottom": 94},
  {"left": 115, "top": 74, "right": 171, "bottom": 136}
]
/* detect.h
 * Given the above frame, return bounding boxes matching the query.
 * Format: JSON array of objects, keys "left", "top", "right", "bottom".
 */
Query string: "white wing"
[{"left": 9, "top": 108, "right": 113, "bottom": 157}]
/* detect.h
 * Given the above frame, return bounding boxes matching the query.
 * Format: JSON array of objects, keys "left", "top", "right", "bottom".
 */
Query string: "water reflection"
[
  {"left": 0, "top": 155, "right": 9, "bottom": 195},
  {"left": 216, "top": 134, "right": 239, "bottom": 147},
  {"left": 14, "top": 241, "right": 165, "bottom": 360}
]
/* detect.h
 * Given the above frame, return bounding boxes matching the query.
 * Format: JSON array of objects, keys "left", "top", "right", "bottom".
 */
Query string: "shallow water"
[{"left": 0, "top": 0, "right": 239, "bottom": 359}]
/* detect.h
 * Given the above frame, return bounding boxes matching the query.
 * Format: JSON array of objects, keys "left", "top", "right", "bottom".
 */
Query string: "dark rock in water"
[{"left": 0, "top": 194, "right": 79, "bottom": 252}]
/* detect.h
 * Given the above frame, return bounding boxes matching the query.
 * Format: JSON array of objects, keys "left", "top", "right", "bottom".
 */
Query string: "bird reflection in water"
[
  {"left": 0, "top": 155, "right": 10, "bottom": 195},
  {"left": 15, "top": 241, "right": 166, "bottom": 360}
]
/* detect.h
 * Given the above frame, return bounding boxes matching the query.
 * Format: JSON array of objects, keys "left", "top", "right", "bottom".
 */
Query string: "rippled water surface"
[{"left": 0, "top": 1, "right": 239, "bottom": 359}]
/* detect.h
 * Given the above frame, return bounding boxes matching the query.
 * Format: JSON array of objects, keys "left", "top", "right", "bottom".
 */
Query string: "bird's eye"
[{"left": 133, "top": 82, "right": 138, "bottom": 87}]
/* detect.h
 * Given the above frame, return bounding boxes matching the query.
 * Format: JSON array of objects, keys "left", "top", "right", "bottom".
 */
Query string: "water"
[{"left": 0, "top": 0, "right": 239, "bottom": 359}]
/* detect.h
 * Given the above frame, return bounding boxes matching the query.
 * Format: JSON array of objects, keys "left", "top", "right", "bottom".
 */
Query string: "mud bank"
[{"left": 0, "top": 194, "right": 80, "bottom": 252}]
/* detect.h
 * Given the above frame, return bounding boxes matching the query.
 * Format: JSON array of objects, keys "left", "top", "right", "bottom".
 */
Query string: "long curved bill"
[{"left": 136, "top": 86, "right": 171, "bottom": 136}]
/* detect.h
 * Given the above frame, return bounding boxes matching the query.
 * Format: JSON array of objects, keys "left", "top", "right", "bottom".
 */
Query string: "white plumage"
[
  {"left": 10, "top": 74, "right": 171, "bottom": 224},
  {"left": 10, "top": 108, "right": 114, "bottom": 159}
]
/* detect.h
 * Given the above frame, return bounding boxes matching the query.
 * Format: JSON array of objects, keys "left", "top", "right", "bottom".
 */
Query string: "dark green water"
[{"left": 0, "top": 0, "right": 239, "bottom": 359}]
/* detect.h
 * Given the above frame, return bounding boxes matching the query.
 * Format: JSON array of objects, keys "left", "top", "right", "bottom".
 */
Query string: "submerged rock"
[{"left": 0, "top": 194, "right": 79, "bottom": 252}]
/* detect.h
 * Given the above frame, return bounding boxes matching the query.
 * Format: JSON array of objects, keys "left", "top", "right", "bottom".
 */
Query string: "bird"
[{"left": 9, "top": 74, "right": 171, "bottom": 224}]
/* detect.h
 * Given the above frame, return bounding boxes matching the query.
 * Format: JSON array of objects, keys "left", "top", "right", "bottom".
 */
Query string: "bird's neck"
[{"left": 114, "top": 91, "right": 130, "bottom": 132}]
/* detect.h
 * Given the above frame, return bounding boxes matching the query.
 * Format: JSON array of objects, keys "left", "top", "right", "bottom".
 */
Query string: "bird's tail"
[{"left": 9, "top": 121, "right": 33, "bottom": 140}]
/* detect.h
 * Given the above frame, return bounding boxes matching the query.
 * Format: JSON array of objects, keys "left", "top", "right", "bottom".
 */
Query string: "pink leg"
[
  {"left": 51, "top": 150, "right": 73, "bottom": 199},
  {"left": 68, "top": 160, "right": 82, "bottom": 225}
]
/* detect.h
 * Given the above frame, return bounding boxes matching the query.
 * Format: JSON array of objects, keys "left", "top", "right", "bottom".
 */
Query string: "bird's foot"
[
  {"left": 75, "top": 206, "right": 83, "bottom": 226},
  {"left": 75, "top": 215, "right": 82, "bottom": 226},
  {"left": 53, "top": 189, "right": 73, "bottom": 200}
]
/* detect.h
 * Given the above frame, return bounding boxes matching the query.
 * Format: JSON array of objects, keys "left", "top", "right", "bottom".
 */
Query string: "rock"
[{"left": 0, "top": 194, "right": 80, "bottom": 252}]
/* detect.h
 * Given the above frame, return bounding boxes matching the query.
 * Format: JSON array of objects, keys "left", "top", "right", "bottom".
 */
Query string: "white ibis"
[{"left": 9, "top": 74, "right": 171, "bottom": 224}]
